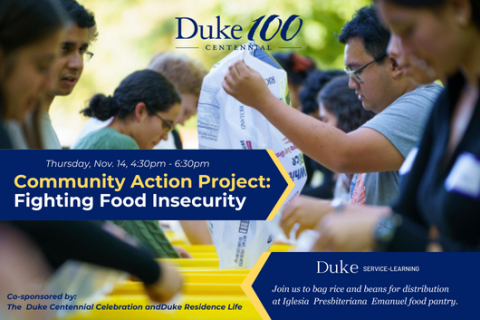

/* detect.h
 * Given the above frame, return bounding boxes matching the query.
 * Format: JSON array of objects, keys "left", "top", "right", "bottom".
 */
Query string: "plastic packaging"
[
  {"left": 47, "top": 261, "right": 127, "bottom": 318},
  {"left": 198, "top": 42, "right": 307, "bottom": 269}
]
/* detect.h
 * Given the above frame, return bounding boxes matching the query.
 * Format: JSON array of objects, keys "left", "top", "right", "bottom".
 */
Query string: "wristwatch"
[{"left": 374, "top": 214, "right": 402, "bottom": 252}]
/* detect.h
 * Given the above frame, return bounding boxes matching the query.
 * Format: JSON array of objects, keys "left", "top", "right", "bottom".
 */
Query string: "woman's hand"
[
  {"left": 144, "top": 262, "right": 183, "bottom": 303},
  {"left": 311, "top": 205, "right": 391, "bottom": 252},
  {"left": 173, "top": 245, "right": 193, "bottom": 259},
  {"left": 280, "top": 196, "right": 334, "bottom": 239},
  {"left": 179, "top": 221, "right": 213, "bottom": 245},
  {"left": 222, "top": 59, "right": 276, "bottom": 111}
]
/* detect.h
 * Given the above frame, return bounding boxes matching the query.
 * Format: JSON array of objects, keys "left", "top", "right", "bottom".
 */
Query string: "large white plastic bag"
[
  {"left": 209, "top": 220, "right": 277, "bottom": 269},
  {"left": 198, "top": 43, "right": 307, "bottom": 269}
]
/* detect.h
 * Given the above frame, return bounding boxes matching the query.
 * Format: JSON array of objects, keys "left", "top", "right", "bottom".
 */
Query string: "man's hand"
[
  {"left": 280, "top": 196, "right": 334, "bottom": 239},
  {"left": 222, "top": 59, "right": 276, "bottom": 111},
  {"left": 311, "top": 205, "right": 391, "bottom": 252}
]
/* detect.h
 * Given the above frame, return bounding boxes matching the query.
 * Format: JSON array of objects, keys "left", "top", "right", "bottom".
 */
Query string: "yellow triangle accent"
[
  {"left": 266, "top": 149, "right": 295, "bottom": 220},
  {"left": 241, "top": 252, "right": 272, "bottom": 320}
]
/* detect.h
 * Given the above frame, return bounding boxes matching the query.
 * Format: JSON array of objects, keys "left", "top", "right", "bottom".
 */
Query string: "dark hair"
[
  {"left": 82, "top": 70, "right": 181, "bottom": 121},
  {"left": 272, "top": 52, "right": 316, "bottom": 85},
  {"left": 385, "top": 0, "right": 480, "bottom": 30},
  {"left": 0, "top": 0, "right": 66, "bottom": 128},
  {"left": 0, "top": 0, "right": 66, "bottom": 57},
  {"left": 57, "top": 0, "right": 97, "bottom": 41},
  {"left": 337, "top": 5, "right": 390, "bottom": 58},
  {"left": 299, "top": 70, "right": 344, "bottom": 115},
  {"left": 318, "top": 76, "right": 375, "bottom": 133}
]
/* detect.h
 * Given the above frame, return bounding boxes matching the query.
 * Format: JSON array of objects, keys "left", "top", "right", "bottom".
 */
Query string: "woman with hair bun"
[
  {"left": 75, "top": 51, "right": 207, "bottom": 149},
  {"left": 74, "top": 69, "right": 184, "bottom": 259},
  {"left": 75, "top": 54, "right": 212, "bottom": 247},
  {"left": 75, "top": 69, "right": 181, "bottom": 150}
]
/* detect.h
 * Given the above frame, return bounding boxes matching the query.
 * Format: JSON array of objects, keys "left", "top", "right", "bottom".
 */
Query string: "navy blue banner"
[
  {"left": 0, "top": 150, "right": 289, "bottom": 220},
  {"left": 253, "top": 253, "right": 480, "bottom": 320}
]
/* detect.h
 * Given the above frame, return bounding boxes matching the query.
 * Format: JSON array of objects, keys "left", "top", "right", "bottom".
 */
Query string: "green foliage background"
[{"left": 51, "top": 0, "right": 369, "bottom": 146}]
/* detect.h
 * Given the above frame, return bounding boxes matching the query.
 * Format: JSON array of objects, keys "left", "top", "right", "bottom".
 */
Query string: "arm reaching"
[
  {"left": 223, "top": 60, "right": 404, "bottom": 173},
  {"left": 280, "top": 196, "right": 334, "bottom": 238},
  {"left": 179, "top": 221, "right": 213, "bottom": 245}
]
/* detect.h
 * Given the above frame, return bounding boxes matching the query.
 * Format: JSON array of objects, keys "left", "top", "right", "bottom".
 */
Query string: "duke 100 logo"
[{"left": 175, "top": 15, "right": 303, "bottom": 50}]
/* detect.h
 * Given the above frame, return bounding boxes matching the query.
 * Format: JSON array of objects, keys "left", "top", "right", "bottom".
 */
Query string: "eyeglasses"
[
  {"left": 60, "top": 44, "right": 94, "bottom": 64},
  {"left": 153, "top": 113, "right": 174, "bottom": 133},
  {"left": 84, "top": 51, "right": 94, "bottom": 64},
  {"left": 344, "top": 53, "right": 387, "bottom": 84}
]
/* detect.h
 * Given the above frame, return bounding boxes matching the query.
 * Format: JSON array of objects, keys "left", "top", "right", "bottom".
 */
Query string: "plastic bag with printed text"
[{"left": 198, "top": 41, "right": 307, "bottom": 269}]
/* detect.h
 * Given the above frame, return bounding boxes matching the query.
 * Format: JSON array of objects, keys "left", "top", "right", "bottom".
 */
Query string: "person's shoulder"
[
  {"left": 392, "top": 83, "right": 443, "bottom": 109},
  {"left": 100, "top": 128, "right": 139, "bottom": 149},
  {"left": 361, "top": 84, "right": 442, "bottom": 129},
  {"left": 372, "top": 83, "right": 442, "bottom": 122},
  {"left": 72, "top": 128, "right": 105, "bottom": 149},
  {"left": 40, "top": 110, "right": 52, "bottom": 124},
  {"left": 73, "top": 128, "right": 138, "bottom": 149},
  {"left": 412, "top": 83, "right": 444, "bottom": 99}
]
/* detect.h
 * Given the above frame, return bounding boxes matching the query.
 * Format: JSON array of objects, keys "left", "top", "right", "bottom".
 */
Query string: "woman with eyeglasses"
[
  {"left": 74, "top": 53, "right": 213, "bottom": 248},
  {"left": 73, "top": 69, "right": 183, "bottom": 258},
  {"left": 74, "top": 69, "right": 179, "bottom": 150}
]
